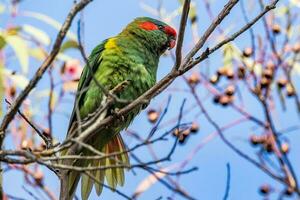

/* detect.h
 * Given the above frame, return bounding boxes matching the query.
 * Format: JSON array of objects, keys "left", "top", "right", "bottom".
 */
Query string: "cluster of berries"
[
  {"left": 172, "top": 122, "right": 199, "bottom": 144},
  {"left": 250, "top": 134, "right": 289, "bottom": 154}
]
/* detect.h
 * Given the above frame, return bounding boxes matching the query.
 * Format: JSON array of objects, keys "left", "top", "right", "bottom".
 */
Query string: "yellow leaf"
[
  {"left": 29, "top": 48, "right": 46, "bottom": 60},
  {"left": 23, "top": 11, "right": 77, "bottom": 40},
  {"left": 6, "top": 26, "right": 21, "bottom": 35},
  {"left": 5, "top": 35, "right": 29, "bottom": 74},
  {"left": 63, "top": 81, "right": 78, "bottom": 92},
  {"left": 23, "top": 24, "right": 51, "bottom": 46}
]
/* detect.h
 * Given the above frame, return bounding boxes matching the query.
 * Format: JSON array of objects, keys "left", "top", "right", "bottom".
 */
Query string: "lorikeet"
[{"left": 65, "top": 17, "right": 176, "bottom": 200}]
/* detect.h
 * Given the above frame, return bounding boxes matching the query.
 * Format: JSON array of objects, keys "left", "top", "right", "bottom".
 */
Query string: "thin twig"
[
  {"left": 175, "top": 0, "right": 190, "bottom": 70},
  {"left": 4, "top": 99, "right": 52, "bottom": 148},
  {"left": 223, "top": 163, "right": 231, "bottom": 200},
  {"left": 67, "top": 0, "right": 278, "bottom": 156},
  {"left": 0, "top": 0, "right": 93, "bottom": 143},
  {"left": 182, "top": 0, "right": 239, "bottom": 68}
]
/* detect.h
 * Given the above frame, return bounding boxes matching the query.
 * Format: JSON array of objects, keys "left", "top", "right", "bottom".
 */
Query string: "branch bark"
[
  {"left": 69, "top": 0, "right": 279, "bottom": 152},
  {"left": 0, "top": 0, "right": 93, "bottom": 144},
  {"left": 0, "top": 0, "right": 281, "bottom": 199},
  {"left": 0, "top": 0, "right": 93, "bottom": 199}
]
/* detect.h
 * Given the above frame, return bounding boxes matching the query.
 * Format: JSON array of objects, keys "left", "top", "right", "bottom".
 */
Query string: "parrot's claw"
[{"left": 110, "top": 108, "right": 125, "bottom": 122}]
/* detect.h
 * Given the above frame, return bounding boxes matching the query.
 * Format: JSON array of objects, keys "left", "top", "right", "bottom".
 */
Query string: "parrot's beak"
[
  {"left": 164, "top": 25, "right": 177, "bottom": 50},
  {"left": 168, "top": 37, "right": 176, "bottom": 50}
]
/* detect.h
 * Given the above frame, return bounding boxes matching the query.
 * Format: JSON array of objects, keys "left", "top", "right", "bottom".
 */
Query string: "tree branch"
[{"left": 0, "top": 0, "right": 93, "bottom": 144}]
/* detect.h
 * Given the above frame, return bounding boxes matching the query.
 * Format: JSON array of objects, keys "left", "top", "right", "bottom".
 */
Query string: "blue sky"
[{"left": 1, "top": 0, "right": 300, "bottom": 200}]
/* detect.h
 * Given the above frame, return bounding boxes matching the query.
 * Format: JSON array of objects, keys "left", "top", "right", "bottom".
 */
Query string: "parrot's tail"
[{"left": 67, "top": 133, "right": 129, "bottom": 200}]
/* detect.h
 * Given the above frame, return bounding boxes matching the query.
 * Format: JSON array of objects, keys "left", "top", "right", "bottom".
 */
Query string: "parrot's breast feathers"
[{"left": 104, "top": 38, "right": 118, "bottom": 50}]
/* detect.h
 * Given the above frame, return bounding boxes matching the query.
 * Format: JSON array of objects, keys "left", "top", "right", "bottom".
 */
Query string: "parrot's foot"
[
  {"left": 110, "top": 108, "right": 125, "bottom": 122},
  {"left": 109, "top": 80, "right": 132, "bottom": 104}
]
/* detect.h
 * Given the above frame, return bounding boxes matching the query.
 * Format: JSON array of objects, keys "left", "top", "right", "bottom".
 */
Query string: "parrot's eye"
[{"left": 157, "top": 25, "right": 164, "bottom": 30}]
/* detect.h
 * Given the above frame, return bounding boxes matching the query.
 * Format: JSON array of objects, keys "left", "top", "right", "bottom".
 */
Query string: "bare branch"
[
  {"left": 175, "top": 0, "right": 190, "bottom": 70},
  {"left": 0, "top": 0, "right": 93, "bottom": 144},
  {"left": 68, "top": 0, "right": 279, "bottom": 152}
]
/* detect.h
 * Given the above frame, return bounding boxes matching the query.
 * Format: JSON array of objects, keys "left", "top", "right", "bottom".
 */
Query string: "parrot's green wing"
[
  {"left": 65, "top": 38, "right": 130, "bottom": 200},
  {"left": 67, "top": 39, "right": 108, "bottom": 135},
  {"left": 63, "top": 16, "right": 176, "bottom": 200}
]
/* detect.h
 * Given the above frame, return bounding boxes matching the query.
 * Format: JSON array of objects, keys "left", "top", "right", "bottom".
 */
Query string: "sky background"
[{"left": 1, "top": 0, "right": 300, "bottom": 200}]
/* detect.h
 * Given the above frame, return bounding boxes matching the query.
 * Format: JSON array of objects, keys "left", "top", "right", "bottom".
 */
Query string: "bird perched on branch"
[{"left": 64, "top": 17, "right": 176, "bottom": 200}]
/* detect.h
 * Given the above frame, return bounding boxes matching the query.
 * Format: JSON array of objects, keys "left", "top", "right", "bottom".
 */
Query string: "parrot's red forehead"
[
  {"left": 139, "top": 21, "right": 177, "bottom": 38},
  {"left": 139, "top": 21, "right": 158, "bottom": 31},
  {"left": 164, "top": 26, "right": 176, "bottom": 38}
]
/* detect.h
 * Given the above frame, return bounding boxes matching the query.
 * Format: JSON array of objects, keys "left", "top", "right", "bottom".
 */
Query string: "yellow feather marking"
[{"left": 105, "top": 38, "right": 118, "bottom": 49}]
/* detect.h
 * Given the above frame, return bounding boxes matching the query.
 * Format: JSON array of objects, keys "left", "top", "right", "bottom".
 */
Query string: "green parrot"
[{"left": 65, "top": 17, "right": 177, "bottom": 200}]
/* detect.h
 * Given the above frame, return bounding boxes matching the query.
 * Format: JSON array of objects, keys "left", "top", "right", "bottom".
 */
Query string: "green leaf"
[
  {"left": 60, "top": 40, "right": 79, "bottom": 52},
  {"left": 23, "top": 11, "right": 77, "bottom": 40},
  {"left": 0, "top": 34, "right": 6, "bottom": 50},
  {"left": 5, "top": 35, "right": 29, "bottom": 74},
  {"left": 23, "top": 24, "right": 51, "bottom": 46}
]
